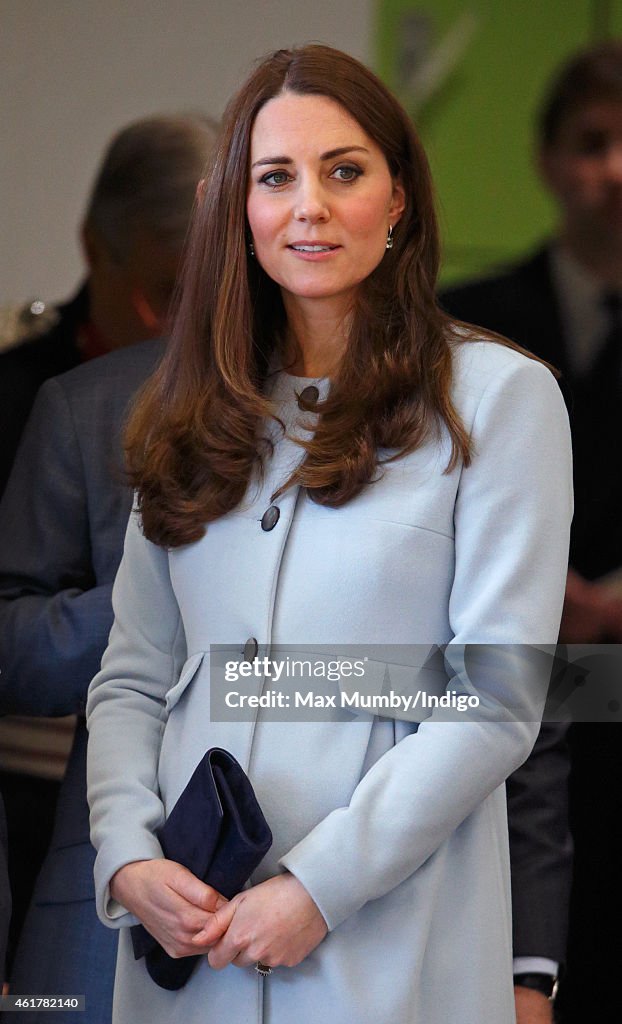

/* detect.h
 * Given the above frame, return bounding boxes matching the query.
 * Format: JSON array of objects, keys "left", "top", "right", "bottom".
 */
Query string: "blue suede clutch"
[{"left": 130, "top": 747, "right": 272, "bottom": 989}]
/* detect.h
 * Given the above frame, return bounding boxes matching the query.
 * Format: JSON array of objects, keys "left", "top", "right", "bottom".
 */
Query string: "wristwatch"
[{"left": 513, "top": 972, "right": 558, "bottom": 1000}]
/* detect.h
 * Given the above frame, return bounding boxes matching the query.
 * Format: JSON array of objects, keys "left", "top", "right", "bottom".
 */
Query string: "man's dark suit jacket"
[
  {"left": 0, "top": 285, "right": 89, "bottom": 497},
  {"left": 0, "top": 338, "right": 164, "bottom": 1024},
  {"left": 0, "top": 283, "right": 92, "bottom": 974},
  {"left": 441, "top": 247, "right": 620, "bottom": 1021}
]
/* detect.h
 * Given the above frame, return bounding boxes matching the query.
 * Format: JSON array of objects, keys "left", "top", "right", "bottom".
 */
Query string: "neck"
[
  {"left": 560, "top": 228, "right": 622, "bottom": 288},
  {"left": 281, "top": 294, "right": 351, "bottom": 377},
  {"left": 88, "top": 278, "right": 156, "bottom": 349}
]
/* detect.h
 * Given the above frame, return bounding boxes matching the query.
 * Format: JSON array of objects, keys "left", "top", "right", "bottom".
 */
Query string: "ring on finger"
[{"left": 255, "top": 962, "right": 273, "bottom": 977}]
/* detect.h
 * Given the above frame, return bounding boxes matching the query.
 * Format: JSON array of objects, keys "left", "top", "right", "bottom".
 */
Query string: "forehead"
[
  {"left": 250, "top": 92, "right": 376, "bottom": 157},
  {"left": 555, "top": 99, "right": 622, "bottom": 144}
]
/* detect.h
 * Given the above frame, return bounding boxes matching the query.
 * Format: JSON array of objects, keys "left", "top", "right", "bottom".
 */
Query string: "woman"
[{"left": 86, "top": 45, "right": 572, "bottom": 1024}]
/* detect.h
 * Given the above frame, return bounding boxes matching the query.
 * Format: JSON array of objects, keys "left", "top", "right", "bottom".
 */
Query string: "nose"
[{"left": 293, "top": 174, "right": 330, "bottom": 223}]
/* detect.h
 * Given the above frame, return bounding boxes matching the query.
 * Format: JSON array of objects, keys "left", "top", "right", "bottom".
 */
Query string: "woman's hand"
[
  {"left": 192, "top": 873, "right": 328, "bottom": 970},
  {"left": 110, "top": 859, "right": 228, "bottom": 958}
]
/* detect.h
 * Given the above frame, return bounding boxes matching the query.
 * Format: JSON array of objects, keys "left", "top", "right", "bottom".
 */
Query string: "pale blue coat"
[{"left": 86, "top": 339, "right": 572, "bottom": 1024}]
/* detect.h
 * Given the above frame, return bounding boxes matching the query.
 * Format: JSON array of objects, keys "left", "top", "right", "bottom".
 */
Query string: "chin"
[{"left": 280, "top": 275, "right": 365, "bottom": 304}]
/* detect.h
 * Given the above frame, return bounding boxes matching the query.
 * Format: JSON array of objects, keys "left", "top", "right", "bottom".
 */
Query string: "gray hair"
[{"left": 83, "top": 114, "right": 219, "bottom": 261}]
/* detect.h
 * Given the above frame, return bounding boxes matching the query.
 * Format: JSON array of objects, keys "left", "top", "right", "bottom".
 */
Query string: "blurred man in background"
[
  {"left": 442, "top": 41, "right": 622, "bottom": 1023},
  {"left": 0, "top": 113, "right": 218, "bottom": 1023},
  {"left": 0, "top": 113, "right": 217, "bottom": 494}
]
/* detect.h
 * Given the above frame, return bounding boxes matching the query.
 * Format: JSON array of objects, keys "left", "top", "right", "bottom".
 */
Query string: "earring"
[
  {"left": 386, "top": 225, "right": 394, "bottom": 250},
  {"left": 248, "top": 240, "right": 255, "bottom": 258}
]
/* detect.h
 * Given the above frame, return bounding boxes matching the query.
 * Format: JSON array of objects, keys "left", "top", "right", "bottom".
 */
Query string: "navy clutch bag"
[{"left": 130, "top": 747, "right": 272, "bottom": 990}]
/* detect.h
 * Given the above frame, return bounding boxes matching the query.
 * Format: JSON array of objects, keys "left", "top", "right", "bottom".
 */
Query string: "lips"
[{"left": 287, "top": 242, "right": 340, "bottom": 252}]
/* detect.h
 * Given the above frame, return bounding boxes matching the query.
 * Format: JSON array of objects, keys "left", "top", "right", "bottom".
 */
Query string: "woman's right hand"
[{"left": 110, "top": 859, "right": 229, "bottom": 958}]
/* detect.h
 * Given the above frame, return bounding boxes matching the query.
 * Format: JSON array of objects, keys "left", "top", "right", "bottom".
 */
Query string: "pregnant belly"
[{"left": 247, "top": 715, "right": 391, "bottom": 879}]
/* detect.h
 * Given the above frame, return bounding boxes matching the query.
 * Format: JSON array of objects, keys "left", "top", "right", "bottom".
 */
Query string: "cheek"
[
  {"left": 345, "top": 193, "right": 392, "bottom": 237},
  {"left": 564, "top": 162, "right": 604, "bottom": 197},
  {"left": 247, "top": 197, "right": 282, "bottom": 244}
]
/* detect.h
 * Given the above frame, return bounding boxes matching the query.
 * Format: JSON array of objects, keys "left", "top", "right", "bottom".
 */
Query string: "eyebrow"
[{"left": 251, "top": 145, "right": 370, "bottom": 168}]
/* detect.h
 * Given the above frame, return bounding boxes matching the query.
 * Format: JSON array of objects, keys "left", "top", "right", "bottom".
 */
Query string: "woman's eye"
[
  {"left": 332, "top": 165, "right": 362, "bottom": 182},
  {"left": 260, "top": 170, "right": 291, "bottom": 187}
]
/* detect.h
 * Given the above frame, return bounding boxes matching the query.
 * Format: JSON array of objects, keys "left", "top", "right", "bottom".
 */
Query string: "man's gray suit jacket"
[{"left": 0, "top": 338, "right": 164, "bottom": 1024}]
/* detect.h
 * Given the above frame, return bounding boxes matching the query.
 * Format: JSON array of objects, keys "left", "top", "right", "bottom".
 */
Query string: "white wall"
[{"left": 2, "top": 0, "right": 373, "bottom": 304}]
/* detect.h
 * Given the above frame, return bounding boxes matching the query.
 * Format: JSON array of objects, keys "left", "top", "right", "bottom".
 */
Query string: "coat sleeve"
[
  {"left": 86, "top": 509, "right": 186, "bottom": 927},
  {"left": 279, "top": 354, "right": 573, "bottom": 931},
  {"left": 0, "top": 377, "right": 118, "bottom": 716}
]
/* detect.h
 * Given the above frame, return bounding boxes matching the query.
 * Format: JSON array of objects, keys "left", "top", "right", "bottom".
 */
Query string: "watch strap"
[{"left": 513, "top": 972, "right": 558, "bottom": 999}]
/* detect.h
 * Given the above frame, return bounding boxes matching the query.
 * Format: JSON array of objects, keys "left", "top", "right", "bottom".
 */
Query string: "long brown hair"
[{"left": 126, "top": 45, "right": 476, "bottom": 548}]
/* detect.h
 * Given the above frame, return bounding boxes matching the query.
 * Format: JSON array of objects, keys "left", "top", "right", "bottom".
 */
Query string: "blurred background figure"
[
  {"left": 441, "top": 41, "right": 622, "bottom": 1023},
  {"left": 0, "top": 113, "right": 217, "bottom": 495},
  {"left": 0, "top": 113, "right": 218, "bottom": 1023}
]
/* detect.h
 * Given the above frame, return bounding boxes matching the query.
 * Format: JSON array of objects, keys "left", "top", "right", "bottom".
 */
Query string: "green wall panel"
[{"left": 375, "top": 1, "right": 616, "bottom": 283}]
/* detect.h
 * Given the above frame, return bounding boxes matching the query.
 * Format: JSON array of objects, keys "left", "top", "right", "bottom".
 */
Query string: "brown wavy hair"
[{"left": 126, "top": 44, "right": 479, "bottom": 548}]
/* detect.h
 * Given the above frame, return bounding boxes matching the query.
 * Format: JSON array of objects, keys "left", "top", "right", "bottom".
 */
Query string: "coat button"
[
  {"left": 298, "top": 385, "right": 319, "bottom": 408},
  {"left": 244, "top": 637, "right": 258, "bottom": 662},
  {"left": 261, "top": 505, "right": 280, "bottom": 531}
]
